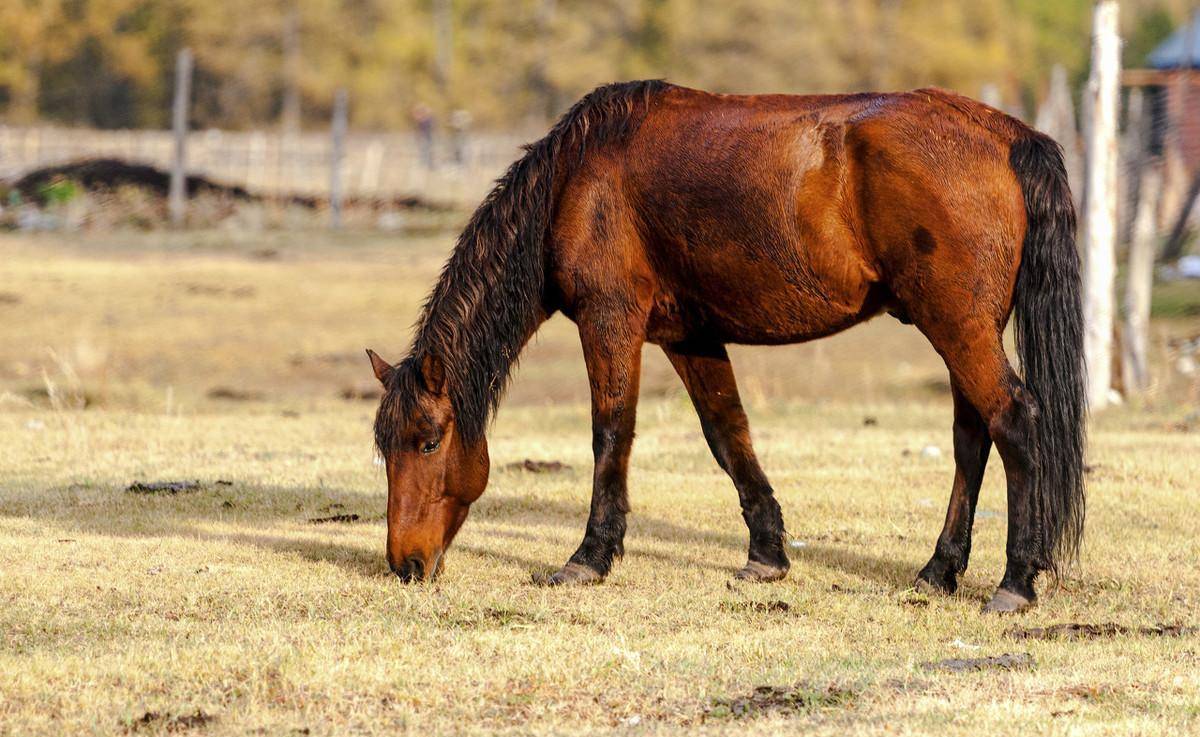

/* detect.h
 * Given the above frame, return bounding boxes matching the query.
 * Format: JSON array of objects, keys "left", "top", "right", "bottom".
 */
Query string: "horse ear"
[
  {"left": 366, "top": 348, "right": 393, "bottom": 386},
  {"left": 419, "top": 353, "right": 446, "bottom": 394}
]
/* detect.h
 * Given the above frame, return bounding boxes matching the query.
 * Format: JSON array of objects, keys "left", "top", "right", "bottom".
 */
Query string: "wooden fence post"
[
  {"left": 434, "top": 0, "right": 453, "bottom": 97},
  {"left": 1082, "top": 0, "right": 1121, "bottom": 409},
  {"left": 1123, "top": 167, "right": 1161, "bottom": 394},
  {"left": 169, "top": 48, "right": 193, "bottom": 228},
  {"left": 329, "top": 88, "right": 348, "bottom": 229},
  {"left": 1036, "top": 64, "right": 1084, "bottom": 212},
  {"left": 281, "top": 6, "right": 302, "bottom": 139},
  {"left": 1159, "top": 12, "right": 1200, "bottom": 262},
  {"left": 980, "top": 82, "right": 1002, "bottom": 110}
]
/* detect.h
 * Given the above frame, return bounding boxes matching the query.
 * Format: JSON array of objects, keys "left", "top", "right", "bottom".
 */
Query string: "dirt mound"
[
  {"left": 12, "top": 157, "right": 450, "bottom": 212},
  {"left": 14, "top": 158, "right": 251, "bottom": 203}
]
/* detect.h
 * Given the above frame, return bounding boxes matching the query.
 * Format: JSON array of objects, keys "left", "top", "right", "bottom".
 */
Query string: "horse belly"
[
  {"left": 634, "top": 108, "right": 881, "bottom": 346},
  {"left": 648, "top": 249, "right": 881, "bottom": 346},
  {"left": 641, "top": 184, "right": 882, "bottom": 345}
]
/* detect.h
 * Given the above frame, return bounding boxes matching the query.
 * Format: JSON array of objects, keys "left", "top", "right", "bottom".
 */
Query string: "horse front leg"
[
  {"left": 536, "top": 310, "right": 644, "bottom": 585},
  {"left": 663, "top": 340, "right": 788, "bottom": 581}
]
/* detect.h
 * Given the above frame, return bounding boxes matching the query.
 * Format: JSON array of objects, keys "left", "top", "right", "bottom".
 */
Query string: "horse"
[{"left": 366, "top": 80, "right": 1086, "bottom": 613}]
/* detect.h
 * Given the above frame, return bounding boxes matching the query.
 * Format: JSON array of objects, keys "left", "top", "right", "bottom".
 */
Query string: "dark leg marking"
[
  {"left": 664, "top": 341, "right": 789, "bottom": 581},
  {"left": 536, "top": 312, "right": 643, "bottom": 586},
  {"left": 916, "top": 384, "right": 991, "bottom": 595}
]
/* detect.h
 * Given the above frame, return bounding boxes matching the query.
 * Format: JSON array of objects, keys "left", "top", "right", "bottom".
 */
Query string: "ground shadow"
[
  {"left": 3, "top": 484, "right": 929, "bottom": 590},
  {"left": 476, "top": 492, "right": 925, "bottom": 588}
]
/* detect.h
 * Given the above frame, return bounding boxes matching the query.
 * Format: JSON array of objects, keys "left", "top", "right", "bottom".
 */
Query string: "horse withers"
[{"left": 366, "top": 81, "right": 1086, "bottom": 613}]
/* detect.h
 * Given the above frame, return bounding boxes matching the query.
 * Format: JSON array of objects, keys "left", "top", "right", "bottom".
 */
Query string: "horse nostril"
[
  {"left": 391, "top": 555, "right": 426, "bottom": 582},
  {"left": 407, "top": 556, "right": 426, "bottom": 580}
]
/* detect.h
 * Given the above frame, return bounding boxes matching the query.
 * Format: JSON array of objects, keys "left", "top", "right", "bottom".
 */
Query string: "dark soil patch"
[
  {"left": 704, "top": 683, "right": 856, "bottom": 720},
  {"left": 1058, "top": 684, "right": 1119, "bottom": 701},
  {"left": 290, "top": 351, "right": 359, "bottom": 368},
  {"left": 921, "top": 377, "right": 952, "bottom": 394},
  {"left": 206, "top": 386, "right": 265, "bottom": 401},
  {"left": 127, "top": 709, "right": 214, "bottom": 732},
  {"left": 183, "top": 283, "right": 255, "bottom": 298},
  {"left": 307, "top": 513, "right": 361, "bottom": 524},
  {"left": 127, "top": 480, "right": 203, "bottom": 495},
  {"left": 340, "top": 385, "right": 382, "bottom": 401},
  {"left": 444, "top": 606, "right": 542, "bottom": 629},
  {"left": 921, "top": 652, "right": 1033, "bottom": 673},
  {"left": 479, "top": 607, "right": 541, "bottom": 626},
  {"left": 0, "top": 292, "right": 20, "bottom": 305},
  {"left": 1009, "top": 622, "right": 1197, "bottom": 641},
  {"left": 21, "top": 385, "right": 98, "bottom": 408},
  {"left": 504, "top": 459, "right": 571, "bottom": 473},
  {"left": 719, "top": 600, "right": 791, "bottom": 614}
]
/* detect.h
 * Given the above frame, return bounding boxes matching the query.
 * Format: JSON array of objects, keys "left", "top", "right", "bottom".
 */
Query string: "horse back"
[{"left": 549, "top": 85, "right": 1030, "bottom": 345}]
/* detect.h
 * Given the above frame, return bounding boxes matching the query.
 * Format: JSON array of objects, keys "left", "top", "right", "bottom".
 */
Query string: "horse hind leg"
[
  {"left": 915, "top": 384, "right": 991, "bottom": 595},
  {"left": 918, "top": 321, "right": 1042, "bottom": 613},
  {"left": 663, "top": 340, "right": 789, "bottom": 581}
]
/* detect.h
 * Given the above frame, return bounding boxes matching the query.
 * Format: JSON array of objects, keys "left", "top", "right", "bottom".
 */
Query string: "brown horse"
[{"left": 366, "top": 80, "right": 1085, "bottom": 613}]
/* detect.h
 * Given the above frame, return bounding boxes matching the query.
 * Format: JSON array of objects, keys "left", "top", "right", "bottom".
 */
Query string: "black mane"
[{"left": 375, "top": 80, "right": 668, "bottom": 454}]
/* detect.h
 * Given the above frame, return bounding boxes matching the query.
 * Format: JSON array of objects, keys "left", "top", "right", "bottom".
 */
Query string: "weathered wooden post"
[
  {"left": 1160, "top": 11, "right": 1199, "bottom": 262},
  {"left": 980, "top": 82, "right": 1003, "bottom": 110},
  {"left": 1123, "top": 167, "right": 1161, "bottom": 394},
  {"left": 1036, "top": 64, "right": 1084, "bottom": 211},
  {"left": 281, "top": 6, "right": 302, "bottom": 139},
  {"left": 535, "top": 0, "right": 558, "bottom": 120},
  {"left": 1118, "top": 87, "right": 1148, "bottom": 246},
  {"left": 329, "top": 87, "right": 348, "bottom": 229},
  {"left": 434, "top": 0, "right": 453, "bottom": 98},
  {"left": 1082, "top": 0, "right": 1121, "bottom": 409},
  {"left": 168, "top": 48, "right": 193, "bottom": 228}
]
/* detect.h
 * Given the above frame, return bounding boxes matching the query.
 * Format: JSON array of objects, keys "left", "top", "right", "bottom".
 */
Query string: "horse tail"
[
  {"left": 412, "top": 80, "right": 668, "bottom": 443},
  {"left": 1009, "top": 132, "right": 1087, "bottom": 577}
]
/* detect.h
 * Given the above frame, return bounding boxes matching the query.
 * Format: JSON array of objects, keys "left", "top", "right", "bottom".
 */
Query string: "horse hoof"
[
  {"left": 914, "top": 577, "right": 952, "bottom": 597},
  {"left": 734, "top": 560, "right": 788, "bottom": 582},
  {"left": 914, "top": 567, "right": 957, "bottom": 596},
  {"left": 982, "top": 588, "right": 1036, "bottom": 614},
  {"left": 532, "top": 562, "right": 604, "bottom": 586}
]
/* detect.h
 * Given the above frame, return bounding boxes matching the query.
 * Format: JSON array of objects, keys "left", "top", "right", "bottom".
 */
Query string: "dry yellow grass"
[{"left": 1, "top": 232, "right": 1198, "bottom": 736}]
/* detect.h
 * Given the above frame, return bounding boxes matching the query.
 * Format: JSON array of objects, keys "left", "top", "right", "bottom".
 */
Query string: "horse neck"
[
  {"left": 403, "top": 81, "right": 667, "bottom": 438},
  {"left": 408, "top": 212, "right": 548, "bottom": 441}
]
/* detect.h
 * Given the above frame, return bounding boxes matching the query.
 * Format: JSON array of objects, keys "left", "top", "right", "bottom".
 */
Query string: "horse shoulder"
[{"left": 548, "top": 166, "right": 656, "bottom": 322}]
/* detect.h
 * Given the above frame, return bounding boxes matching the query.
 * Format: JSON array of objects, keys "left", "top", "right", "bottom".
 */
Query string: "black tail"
[{"left": 1009, "top": 133, "right": 1087, "bottom": 577}]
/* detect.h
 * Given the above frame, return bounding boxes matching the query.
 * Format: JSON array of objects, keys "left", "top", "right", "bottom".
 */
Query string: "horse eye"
[{"left": 420, "top": 439, "right": 441, "bottom": 455}]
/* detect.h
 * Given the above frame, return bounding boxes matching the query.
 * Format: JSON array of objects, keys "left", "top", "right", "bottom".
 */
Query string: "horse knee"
[{"left": 986, "top": 385, "right": 1038, "bottom": 465}]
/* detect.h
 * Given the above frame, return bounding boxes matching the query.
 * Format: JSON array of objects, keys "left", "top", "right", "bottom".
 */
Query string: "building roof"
[{"left": 1149, "top": 11, "right": 1200, "bottom": 69}]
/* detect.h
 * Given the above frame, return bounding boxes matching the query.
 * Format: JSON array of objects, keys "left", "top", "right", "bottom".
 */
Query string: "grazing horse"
[{"left": 367, "top": 80, "right": 1085, "bottom": 613}]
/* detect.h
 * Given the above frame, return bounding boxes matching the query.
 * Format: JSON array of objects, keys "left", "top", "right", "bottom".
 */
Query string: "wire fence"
[{"left": 0, "top": 125, "right": 531, "bottom": 206}]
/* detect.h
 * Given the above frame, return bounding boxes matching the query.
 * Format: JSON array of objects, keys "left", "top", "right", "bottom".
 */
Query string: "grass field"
[{"left": 1, "top": 231, "right": 1198, "bottom": 736}]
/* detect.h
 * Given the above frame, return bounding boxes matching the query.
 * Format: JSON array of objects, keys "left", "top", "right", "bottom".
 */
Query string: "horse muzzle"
[{"left": 389, "top": 550, "right": 444, "bottom": 582}]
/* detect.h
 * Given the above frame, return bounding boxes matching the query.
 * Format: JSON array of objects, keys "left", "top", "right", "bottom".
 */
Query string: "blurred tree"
[
  {"left": 0, "top": 0, "right": 73, "bottom": 123},
  {"left": 0, "top": 0, "right": 1192, "bottom": 131}
]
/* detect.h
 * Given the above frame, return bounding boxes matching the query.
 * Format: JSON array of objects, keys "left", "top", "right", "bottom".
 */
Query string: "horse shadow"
[
  {"left": 3, "top": 481, "right": 924, "bottom": 590},
  {"left": 472, "top": 492, "right": 923, "bottom": 588}
]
